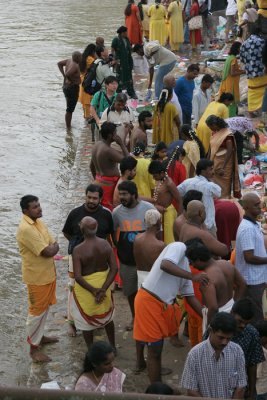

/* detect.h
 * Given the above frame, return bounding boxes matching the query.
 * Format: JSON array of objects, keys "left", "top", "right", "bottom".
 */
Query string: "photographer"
[{"left": 95, "top": 46, "right": 116, "bottom": 89}]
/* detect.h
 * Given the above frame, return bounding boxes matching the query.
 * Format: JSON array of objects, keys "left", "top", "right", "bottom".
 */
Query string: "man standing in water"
[
  {"left": 57, "top": 51, "right": 82, "bottom": 128},
  {"left": 16, "top": 195, "right": 59, "bottom": 362}
]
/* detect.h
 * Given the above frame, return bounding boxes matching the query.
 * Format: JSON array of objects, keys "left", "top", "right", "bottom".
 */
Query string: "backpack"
[{"left": 82, "top": 61, "right": 104, "bottom": 95}]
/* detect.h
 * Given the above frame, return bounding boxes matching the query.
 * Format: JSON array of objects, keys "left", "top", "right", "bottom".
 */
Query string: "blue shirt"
[{"left": 174, "top": 76, "right": 195, "bottom": 116}]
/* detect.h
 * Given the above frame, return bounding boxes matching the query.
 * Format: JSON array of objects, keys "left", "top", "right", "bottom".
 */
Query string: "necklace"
[
  {"left": 92, "top": 370, "right": 103, "bottom": 384},
  {"left": 153, "top": 176, "right": 167, "bottom": 203}
]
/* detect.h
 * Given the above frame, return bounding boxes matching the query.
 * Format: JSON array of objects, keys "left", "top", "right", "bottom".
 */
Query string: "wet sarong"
[
  {"left": 202, "top": 297, "right": 234, "bottom": 333},
  {"left": 162, "top": 204, "right": 177, "bottom": 244},
  {"left": 70, "top": 270, "right": 114, "bottom": 331},
  {"left": 94, "top": 174, "right": 119, "bottom": 211}
]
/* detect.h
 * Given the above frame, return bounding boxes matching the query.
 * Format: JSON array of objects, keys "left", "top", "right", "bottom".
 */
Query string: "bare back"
[
  {"left": 91, "top": 141, "right": 121, "bottom": 177},
  {"left": 65, "top": 59, "right": 80, "bottom": 86},
  {"left": 173, "top": 213, "right": 186, "bottom": 241},
  {"left": 133, "top": 232, "right": 165, "bottom": 271},
  {"left": 155, "top": 177, "right": 179, "bottom": 209}
]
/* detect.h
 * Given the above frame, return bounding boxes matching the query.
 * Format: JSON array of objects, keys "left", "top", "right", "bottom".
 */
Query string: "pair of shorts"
[
  {"left": 63, "top": 84, "right": 79, "bottom": 113},
  {"left": 119, "top": 263, "right": 137, "bottom": 297}
]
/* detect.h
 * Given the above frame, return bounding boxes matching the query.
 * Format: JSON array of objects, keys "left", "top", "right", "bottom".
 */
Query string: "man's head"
[
  {"left": 119, "top": 156, "right": 137, "bottom": 179},
  {"left": 163, "top": 73, "right": 176, "bottom": 89},
  {"left": 209, "top": 312, "right": 237, "bottom": 351},
  {"left": 148, "top": 160, "right": 166, "bottom": 181},
  {"left": 133, "top": 44, "right": 144, "bottom": 56},
  {"left": 85, "top": 184, "right": 103, "bottom": 211},
  {"left": 186, "top": 200, "right": 206, "bottom": 224},
  {"left": 186, "top": 64, "right": 200, "bottom": 80},
  {"left": 117, "top": 25, "right": 128, "bottom": 38},
  {"left": 96, "top": 36, "right": 105, "bottom": 47},
  {"left": 183, "top": 190, "right": 203, "bottom": 211},
  {"left": 105, "top": 76, "right": 118, "bottom": 93},
  {"left": 218, "top": 92, "right": 234, "bottom": 106},
  {"left": 100, "top": 122, "right": 117, "bottom": 141},
  {"left": 245, "top": 0, "right": 252, "bottom": 8},
  {"left": 144, "top": 209, "right": 162, "bottom": 231},
  {"left": 255, "top": 320, "right": 267, "bottom": 347},
  {"left": 20, "top": 195, "right": 42, "bottom": 220},
  {"left": 185, "top": 238, "right": 211, "bottom": 269},
  {"left": 196, "top": 159, "right": 214, "bottom": 180},
  {"left": 152, "top": 141, "right": 168, "bottom": 161},
  {"left": 113, "top": 93, "right": 127, "bottom": 113},
  {"left": 72, "top": 51, "right": 82, "bottom": 64},
  {"left": 118, "top": 180, "right": 138, "bottom": 208},
  {"left": 242, "top": 192, "right": 262, "bottom": 219},
  {"left": 201, "top": 74, "right": 214, "bottom": 91},
  {"left": 96, "top": 45, "right": 109, "bottom": 61},
  {"left": 138, "top": 110, "right": 153, "bottom": 130},
  {"left": 80, "top": 216, "right": 98, "bottom": 238},
  {"left": 231, "top": 298, "right": 255, "bottom": 332}
]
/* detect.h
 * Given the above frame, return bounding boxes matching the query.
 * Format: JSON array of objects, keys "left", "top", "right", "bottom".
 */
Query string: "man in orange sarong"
[
  {"left": 90, "top": 122, "right": 129, "bottom": 211},
  {"left": 16, "top": 195, "right": 59, "bottom": 362},
  {"left": 133, "top": 242, "right": 209, "bottom": 383}
]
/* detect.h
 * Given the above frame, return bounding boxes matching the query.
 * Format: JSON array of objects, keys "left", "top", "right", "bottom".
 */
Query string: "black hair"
[
  {"left": 104, "top": 75, "right": 118, "bottom": 85},
  {"left": 96, "top": 45, "right": 105, "bottom": 58},
  {"left": 133, "top": 43, "right": 143, "bottom": 53},
  {"left": 114, "top": 93, "right": 127, "bottom": 104},
  {"left": 148, "top": 160, "right": 166, "bottom": 175},
  {"left": 185, "top": 238, "right": 211, "bottom": 263},
  {"left": 85, "top": 184, "right": 103, "bottom": 198},
  {"left": 20, "top": 195, "right": 39, "bottom": 211},
  {"left": 187, "top": 63, "right": 200, "bottom": 73},
  {"left": 218, "top": 92, "right": 234, "bottom": 103},
  {"left": 155, "top": 0, "right": 160, "bottom": 8},
  {"left": 145, "top": 382, "right": 174, "bottom": 395},
  {"left": 183, "top": 190, "right": 203, "bottom": 210},
  {"left": 156, "top": 87, "right": 172, "bottom": 113},
  {"left": 133, "top": 141, "right": 146, "bottom": 156},
  {"left": 119, "top": 156, "right": 137, "bottom": 174},
  {"left": 167, "top": 145, "right": 184, "bottom": 177},
  {"left": 180, "top": 124, "right": 206, "bottom": 158},
  {"left": 118, "top": 180, "right": 138, "bottom": 198},
  {"left": 229, "top": 41, "right": 242, "bottom": 56},
  {"left": 196, "top": 158, "right": 213, "bottom": 176},
  {"left": 80, "top": 43, "right": 96, "bottom": 72},
  {"left": 254, "top": 320, "right": 267, "bottom": 338},
  {"left": 231, "top": 297, "right": 255, "bottom": 320},
  {"left": 100, "top": 121, "right": 117, "bottom": 140},
  {"left": 201, "top": 74, "right": 214, "bottom": 84},
  {"left": 83, "top": 341, "right": 114, "bottom": 372},
  {"left": 137, "top": 1, "right": 144, "bottom": 20},
  {"left": 138, "top": 110, "right": 152, "bottom": 124},
  {"left": 210, "top": 312, "right": 237, "bottom": 334},
  {"left": 205, "top": 115, "right": 228, "bottom": 130},
  {"left": 151, "top": 141, "right": 167, "bottom": 160},
  {"left": 125, "top": 0, "right": 134, "bottom": 16}
]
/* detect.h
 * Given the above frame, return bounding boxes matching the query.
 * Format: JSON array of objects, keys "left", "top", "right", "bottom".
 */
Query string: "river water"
[{"left": 0, "top": 0, "right": 124, "bottom": 386}]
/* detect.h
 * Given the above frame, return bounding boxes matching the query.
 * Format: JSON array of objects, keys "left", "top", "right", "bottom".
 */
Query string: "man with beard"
[
  {"left": 113, "top": 156, "right": 137, "bottom": 208},
  {"left": 130, "top": 111, "right": 153, "bottom": 151},
  {"left": 112, "top": 180, "right": 155, "bottom": 330},
  {"left": 62, "top": 184, "right": 114, "bottom": 336}
]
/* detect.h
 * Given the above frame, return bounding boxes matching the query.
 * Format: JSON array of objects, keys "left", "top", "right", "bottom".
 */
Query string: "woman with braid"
[{"left": 181, "top": 124, "right": 205, "bottom": 178}]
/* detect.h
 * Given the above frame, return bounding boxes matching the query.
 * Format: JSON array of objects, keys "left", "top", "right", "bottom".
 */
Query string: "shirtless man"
[
  {"left": 57, "top": 51, "right": 82, "bottom": 128},
  {"left": 129, "top": 111, "right": 153, "bottom": 151},
  {"left": 185, "top": 238, "right": 246, "bottom": 330},
  {"left": 70, "top": 217, "right": 117, "bottom": 348},
  {"left": 90, "top": 121, "right": 129, "bottom": 210},
  {"left": 148, "top": 159, "right": 182, "bottom": 244},
  {"left": 179, "top": 200, "right": 228, "bottom": 258},
  {"left": 173, "top": 189, "right": 203, "bottom": 241}
]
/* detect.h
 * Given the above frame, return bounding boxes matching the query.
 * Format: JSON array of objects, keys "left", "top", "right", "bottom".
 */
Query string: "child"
[{"left": 255, "top": 320, "right": 267, "bottom": 400}]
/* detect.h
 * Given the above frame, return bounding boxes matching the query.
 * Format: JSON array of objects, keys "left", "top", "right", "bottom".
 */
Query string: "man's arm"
[
  {"left": 201, "top": 231, "right": 228, "bottom": 257},
  {"left": 57, "top": 59, "right": 68, "bottom": 78},
  {"left": 200, "top": 282, "right": 218, "bottom": 324},
  {"left": 243, "top": 249, "right": 267, "bottom": 265},
  {"left": 185, "top": 295, "right": 203, "bottom": 318},
  {"left": 187, "top": 390, "right": 202, "bottom": 397},
  {"left": 167, "top": 179, "right": 182, "bottom": 213},
  {"left": 148, "top": 66, "right": 154, "bottom": 89},
  {"left": 90, "top": 105, "right": 101, "bottom": 126},
  {"left": 41, "top": 242, "right": 59, "bottom": 258},
  {"left": 90, "top": 159, "right": 96, "bottom": 179},
  {"left": 246, "top": 365, "right": 257, "bottom": 400},
  {"left": 192, "top": 94, "right": 200, "bottom": 125},
  {"left": 232, "top": 387, "right": 246, "bottom": 399},
  {"left": 72, "top": 249, "right": 98, "bottom": 295},
  {"left": 96, "top": 246, "right": 118, "bottom": 303},
  {"left": 233, "top": 268, "right": 247, "bottom": 300},
  {"left": 209, "top": 181, "right": 222, "bottom": 199},
  {"left": 109, "top": 135, "right": 129, "bottom": 161},
  {"left": 160, "top": 259, "right": 209, "bottom": 286}
]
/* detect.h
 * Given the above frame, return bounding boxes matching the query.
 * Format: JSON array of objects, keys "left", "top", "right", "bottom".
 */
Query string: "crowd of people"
[{"left": 15, "top": 0, "right": 267, "bottom": 398}]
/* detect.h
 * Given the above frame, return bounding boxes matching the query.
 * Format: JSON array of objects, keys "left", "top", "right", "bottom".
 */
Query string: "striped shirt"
[
  {"left": 235, "top": 217, "right": 267, "bottom": 285},
  {"left": 181, "top": 338, "right": 247, "bottom": 398}
]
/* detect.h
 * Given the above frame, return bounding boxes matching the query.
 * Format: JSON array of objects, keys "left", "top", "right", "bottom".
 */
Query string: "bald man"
[
  {"left": 57, "top": 51, "right": 82, "bottom": 128},
  {"left": 70, "top": 216, "right": 117, "bottom": 348},
  {"left": 179, "top": 200, "right": 228, "bottom": 258},
  {"left": 163, "top": 74, "right": 183, "bottom": 124},
  {"left": 236, "top": 192, "right": 267, "bottom": 323},
  {"left": 186, "top": 238, "right": 246, "bottom": 330}
]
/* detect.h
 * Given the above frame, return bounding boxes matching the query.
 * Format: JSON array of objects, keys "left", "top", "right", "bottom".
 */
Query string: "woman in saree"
[
  {"left": 189, "top": 0, "right": 202, "bottom": 51},
  {"left": 75, "top": 342, "right": 125, "bottom": 393},
  {"left": 207, "top": 115, "right": 241, "bottom": 199},
  {"left": 219, "top": 42, "right": 245, "bottom": 117},
  {"left": 167, "top": 0, "right": 184, "bottom": 51},
  {"left": 125, "top": 0, "right": 143, "bottom": 45},
  {"left": 180, "top": 124, "right": 205, "bottom": 178},
  {"left": 79, "top": 44, "right": 96, "bottom": 119},
  {"left": 196, "top": 92, "right": 234, "bottom": 155}
]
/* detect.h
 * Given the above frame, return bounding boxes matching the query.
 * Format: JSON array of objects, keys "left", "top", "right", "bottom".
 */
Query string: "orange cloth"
[
  {"left": 27, "top": 280, "right": 56, "bottom": 316},
  {"left": 133, "top": 288, "right": 181, "bottom": 342},
  {"left": 94, "top": 174, "right": 119, "bottom": 211},
  {"left": 188, "top": 313, "right": 203, "bottom": 347},
  {"left": 125, "top": 4, "right": 143, "bottom": 45},
  {"left": 184, "top": 266, "right": 203, "bottom": 319},
  {"left": 230, "top": 248, "right": 236, "bottom": 265}
]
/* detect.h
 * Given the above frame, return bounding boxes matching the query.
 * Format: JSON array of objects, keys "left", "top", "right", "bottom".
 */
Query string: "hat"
[{"left": 117, "top": 26, "right": 128, "bottom": 34}]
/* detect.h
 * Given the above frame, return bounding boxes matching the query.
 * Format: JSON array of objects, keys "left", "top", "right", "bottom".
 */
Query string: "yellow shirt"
[
  {"left": 16, "top": 215, "right": 56, "bottom": 285},
  {"left": 133, "top": 157, "right": 155, "bottom": 198}
]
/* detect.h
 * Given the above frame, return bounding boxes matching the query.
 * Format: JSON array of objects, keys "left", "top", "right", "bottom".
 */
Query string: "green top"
[
  {"left": 91, "top": 90, "right": 117, "bottom": 117},
  {"left": 221, "top": 55, "right": 235, "bottom": 81}
]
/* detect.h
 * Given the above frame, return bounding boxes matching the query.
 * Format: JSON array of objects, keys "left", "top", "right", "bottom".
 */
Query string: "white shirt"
[
  {"left": 235, "top": 217, "right": 267, "bottom": 285},
  {"left": 142, "top": 242, "right": 194, "bottom": 304},
  {"left": 192, "top": 88, "right": 211, "bottom": 125},
  {"left": 95, "top": 59, "right": 116, "bottom": 88},
  {"left": 178, "top": 175, "right": 221, "bottom": 229},
  {"left": 148, "top": 47, "right": 177, "bottom": 67},
  {"left": 226, "top": 0, "right": 237, "bottom": 16},
  {"left": 132, "top": 52, "right": 149, "bottom": 75},
  {"left": 171, "top": 91, "right": 183, "bottom": 124}
]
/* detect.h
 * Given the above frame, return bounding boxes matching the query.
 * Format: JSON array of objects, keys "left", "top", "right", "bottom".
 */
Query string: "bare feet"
[
  {"left": 125, "top": 320, "right": 134, "bottom": 331},
  {"left": 67, "top": 324, "right": 77, "bottom": 337},
  {"left": 169, "top": 335, "right": 185, "bottom": 348},
  {"left": 134, "top": 361, "right": 147, "bottom": 374},
  {"left": 30, "top": 349, "right": 51, "bottom": 363},
  {"left": 40, "top": 336, "right": 59, "bottom": 345}
]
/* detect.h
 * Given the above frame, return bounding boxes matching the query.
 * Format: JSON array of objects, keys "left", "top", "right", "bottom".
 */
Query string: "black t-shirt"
[{"left": 62, "top": 204, "right": 113, "bottom": 253}]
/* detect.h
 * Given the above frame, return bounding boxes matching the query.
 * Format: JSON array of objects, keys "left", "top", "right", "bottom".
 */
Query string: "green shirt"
[{"left": 91, "top": 90, "right": 117, "bottom": 117}]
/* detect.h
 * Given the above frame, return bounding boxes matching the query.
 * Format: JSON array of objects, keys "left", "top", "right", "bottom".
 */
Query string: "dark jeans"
[
  {"left": 182, "top": 111, "right": 192, "bottom": 126},
  {"left": 246, "top": 283, "right": 266, "bottom": 324}
]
